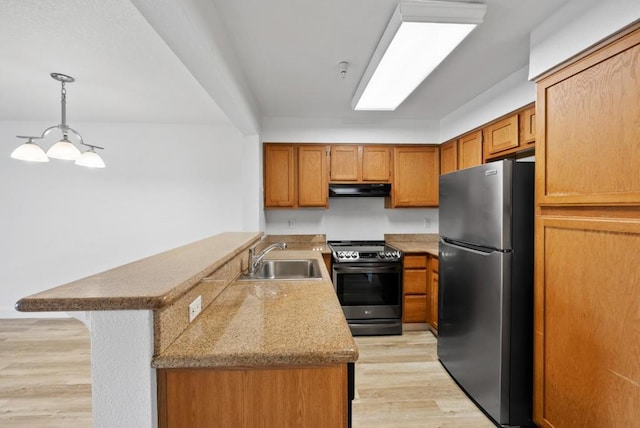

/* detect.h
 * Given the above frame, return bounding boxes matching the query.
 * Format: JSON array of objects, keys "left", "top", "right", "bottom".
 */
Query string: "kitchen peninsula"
[{"left": 16, "top": 232, "right": 358, "bottom": 428}]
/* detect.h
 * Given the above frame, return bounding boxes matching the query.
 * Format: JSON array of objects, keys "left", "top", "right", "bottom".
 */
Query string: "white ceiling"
[
  {"left": 211, "top": 0, "right": 570, "bottom": 121},
  {"left": 0, "top": 0, "right": 228, "bottom": 124},
  {"left": 0, "top": 0, "right": 571, "bottom": 129}
]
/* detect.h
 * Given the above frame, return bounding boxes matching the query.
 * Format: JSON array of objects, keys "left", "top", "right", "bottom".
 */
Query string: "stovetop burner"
[{"left": 328, "top": 240, "right": 402, "bottom": 263}]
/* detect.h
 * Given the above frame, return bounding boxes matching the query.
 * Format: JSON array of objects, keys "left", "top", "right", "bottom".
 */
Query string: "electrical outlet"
[
  {"left": 424, "top": 217, "right": 431, "bottom": 228},
  {"left": 287, "top": 219, "right": 296, "bottom": 228},
  {"left": 189, "top": 295, "right": 202, "bottom": 322}
]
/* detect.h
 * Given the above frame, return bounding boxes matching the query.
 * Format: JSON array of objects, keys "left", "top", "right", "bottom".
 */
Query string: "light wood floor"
[
  {"left": 353, "top": 330, "right": 494, "bottom": 427},
  {"left": 0, "top": 319, "right": 493, "bottom": 427}
]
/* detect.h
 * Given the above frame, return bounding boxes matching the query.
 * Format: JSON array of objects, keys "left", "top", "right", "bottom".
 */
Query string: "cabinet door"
[
  {"left": 430, "top": 271, "right": 438, "bottom": 330},
  {"left": 403, "top": 269, "right": 427, "bottom": 294},
  {"left": 483, "top": 114, "right": 519, "bottom": 159},
  {"left": 298, "top": 145, "right": 328, "bottom": 207},
  {"left": 403, "top": 295, "right": 427, "bottom": 323},
  {"left": 440, "top": 140, "right": 458, "bottom": 175},
  {"left": 362, "top": 146, "right": 391, "bottom": 182},
  {"left": 392, "top": 146, "right": 439, "bottom": 207},
  {"left": 534, "top": 217, "right": 640, "bottom": 428},
  {"left": 458, "top": 131, "right": 482, "bottom": 170},
  {"left": 264, "top": 144, "right": 296, "bottom": 208},
  {"left": 330, "top": 146, "right": 360, "bottom": 182},
  {"left": 520, "top": 106, "right": 536, "bottom": 144},
  {"left": 537, "top": 30, "right": 640, "bottom": 205}
]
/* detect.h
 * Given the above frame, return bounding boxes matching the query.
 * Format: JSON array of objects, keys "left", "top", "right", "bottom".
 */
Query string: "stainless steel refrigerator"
[{"left": 438, "top": 160, "right": 534, "bottom": 427}]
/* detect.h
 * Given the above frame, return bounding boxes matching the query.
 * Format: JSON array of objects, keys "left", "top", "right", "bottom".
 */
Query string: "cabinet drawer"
[
  {"left": 403, "top": 254, "right": 428, "bottom": 269},
  {"left": 430, "top": 256, "right": 439, "bottom": 272},
  {"left": 403, "top": 269, "right": 427, "bottom": 294},
  {"left": 403, "top": 295, "right": 427, "bottom": 323}
]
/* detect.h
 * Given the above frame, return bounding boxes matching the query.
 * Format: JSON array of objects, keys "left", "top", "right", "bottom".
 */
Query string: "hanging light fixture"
[
  {"left": 352, "top": 0, "right": 487, "bottom": 111},
  {"left": 10, "top": 73, "right": 106, "bottom": 168}
]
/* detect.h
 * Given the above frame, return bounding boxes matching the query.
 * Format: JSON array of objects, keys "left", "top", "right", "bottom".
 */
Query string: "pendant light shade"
[
  {"left": 10, "top": 73, "right": 106, "bottom": 168},
  {"left": 75, "top": 147, "right": 106, "bottom": 168},
  {"left": 46, "top": 136, "right": 82, "bottom": 160},
  {"left": 10, "top": 137, "right": 49, "bottom": 163}
]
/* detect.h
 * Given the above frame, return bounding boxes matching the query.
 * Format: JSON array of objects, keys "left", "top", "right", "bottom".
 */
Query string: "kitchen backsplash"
[{"left": 265, "top": 197, "right": 439, "bottom": 240}]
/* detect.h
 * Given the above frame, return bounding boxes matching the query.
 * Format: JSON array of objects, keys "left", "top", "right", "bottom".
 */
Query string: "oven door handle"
[{"left": 333, "top": 265, "right": 401, "bottom": 274}]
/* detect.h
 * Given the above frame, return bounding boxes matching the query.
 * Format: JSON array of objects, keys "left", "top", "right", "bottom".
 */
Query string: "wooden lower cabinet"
[
  {"left": 158, "top": 364, "right": 349, "bottom": 428},
  {"left": 428, "top": 256, "right": 439, "bottom": 332},
  {"left": 402, "top": 254, "right": 428, "bottom": 323},
  {"left": 402, "top": 253, "right": 439, "bottom": 332},
  {"left": 534, "top": 216, "right": 640, "bottom": 427}
]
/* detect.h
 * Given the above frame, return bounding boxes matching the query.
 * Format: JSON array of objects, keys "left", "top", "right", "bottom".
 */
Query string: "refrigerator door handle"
[{"left": 440, "top": 237, "right": 506, "bottom": 255}]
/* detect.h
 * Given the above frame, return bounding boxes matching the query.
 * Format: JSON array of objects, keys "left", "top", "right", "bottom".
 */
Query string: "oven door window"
[{"left": 334, "top": 265, "right": 401, "bottom": 307}]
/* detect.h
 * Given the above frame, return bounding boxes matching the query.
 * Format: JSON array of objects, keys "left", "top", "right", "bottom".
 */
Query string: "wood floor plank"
[
  {"left": 352, "top": 330, "right": 495, "bottom": 428},
  {"left": 0, "top": 320, "right": 495, "bottom": 427},
  {"left": 0, "top": 318, "right": 91, "bottom": 427}
]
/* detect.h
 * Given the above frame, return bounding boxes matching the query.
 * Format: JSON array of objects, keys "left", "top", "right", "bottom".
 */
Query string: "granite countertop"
[
  {"left": 15, "top": 232, "right": 262, "bottom": 312},
  {"left": 265, "top": 234, "right": 331, "bottom": 253},
  {"left": 388, "top": 241, "right": 439, "bottom": 257},
  {"left": 152, "top": 250, "right": 358, "bottom": 368},
  {"left": 385, "top": 233, "right": 439, "bottom": 257}
]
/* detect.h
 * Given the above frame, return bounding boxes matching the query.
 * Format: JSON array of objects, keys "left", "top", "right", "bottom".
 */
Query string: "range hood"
[{"left": 329, "top": 183, "right": 391, "bottom": 197}]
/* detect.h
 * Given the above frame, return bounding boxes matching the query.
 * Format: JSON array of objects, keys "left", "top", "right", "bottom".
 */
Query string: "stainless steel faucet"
[{"left": 248, "top": 242, "right": 287, "bottom": 275}]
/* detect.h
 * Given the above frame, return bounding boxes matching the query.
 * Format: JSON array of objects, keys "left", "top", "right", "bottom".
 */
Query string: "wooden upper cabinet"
[
  {"left": 536, "top": 27, "right": 640, "bottom": 206},
  {"left": 362, "top": 146, "right": 392, "bottom": 182},
  {"left": 483, "top": 114, "right": 519, "bottom": 159},
  {"left": 440, "top": 140, "right": 458, "bottom": 175},
  {"left": 298, "top": 145, "right": 328, "bottom": 207},
  {"left": 390, "top": 146, "right": 439, "bottom": 207},
  {"left": 330, "top": 145, "right": 391, "bottom": 183},
  {"left": 330, "top": 145, "right": 360, "bottom": 182},
  {"left": 264, "top": 143, "right": 328, "bottom": 208},
  {"left": 458, "top": 130, "right": 483, "bottom": 170},
  {"left": 264, "top": 144, "right": 296, "bottom": 208},
  {"left": 521, "top": 106, "right": 536, "bottom": 144}
]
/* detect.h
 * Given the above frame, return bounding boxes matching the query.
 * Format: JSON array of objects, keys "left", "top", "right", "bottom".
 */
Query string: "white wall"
[
  {"left": 1, "top": 121, "right": 247, "bottom": 317},
  {"left": 529, "top": 0, "right": 640, "bottom": 79},
  {"left": 262, "top": 117, "right": 439, "bottom": 143},
  {"left": 439, "top": 66, "right": 535, "bottom": 143},
  {"left": 266, "top": 199, "right": 438, "bottom": 240}
]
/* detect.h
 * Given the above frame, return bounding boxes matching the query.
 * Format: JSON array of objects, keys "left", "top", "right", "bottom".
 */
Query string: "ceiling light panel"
[{"left": 352, "top": 0, "right": 487, "bottom": 111}]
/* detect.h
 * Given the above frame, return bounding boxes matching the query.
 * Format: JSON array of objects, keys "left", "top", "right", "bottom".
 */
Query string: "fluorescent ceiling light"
[{"left": 352, "top": 0, "right": 487, "bottom": 111}]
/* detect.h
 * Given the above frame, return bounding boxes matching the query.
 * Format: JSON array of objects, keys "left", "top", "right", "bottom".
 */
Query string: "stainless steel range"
[{"left": 328, "top": 241, "right": 403, "bottom": 336}]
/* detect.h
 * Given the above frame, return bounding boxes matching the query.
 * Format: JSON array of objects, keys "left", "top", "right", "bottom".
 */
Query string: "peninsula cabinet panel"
[
  {"left": 533, "top": 217, "right": 640, "bottom": 428},
  {"left": 264, "top": 144, "right": 296, "bottom": 207},
  {"left": 536, "top": 27, "right": 640, "bottom": 205},
  {"left": 362, "top": 145, "right": 392, "bottom": 182},
  {"left": 440, "top": 140, "right": 457, "bottom": 175},
  {"left": 298, "top": 145, "right": 328, "bottom": 207},
  {"left": 458, "top": 131, "right": 483, "bottom": 170},
  {"left": 390, "top": 146, "right": 439, "bottom": 207},
  {"left": 330, "top": 145, "right": 360, "bottom": 182},
  {"left": 483, "top": 114, "right": 519, "bottom": 159},
  {"left": 158, "top": 365, "right": 348, "bottom": 428}
]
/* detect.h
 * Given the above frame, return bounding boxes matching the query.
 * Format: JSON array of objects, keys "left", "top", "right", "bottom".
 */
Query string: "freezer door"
[
  {"left": 438, "top": 239, "right": 511, "bottom": 425},
  {"left": 440, "top": 160, "right": 512, "bottom": 250}
]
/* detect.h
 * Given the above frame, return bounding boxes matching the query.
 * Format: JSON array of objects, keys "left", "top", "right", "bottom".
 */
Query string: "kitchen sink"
[{"left": 237, "top": 259, "right": 323, "bottom": 281}]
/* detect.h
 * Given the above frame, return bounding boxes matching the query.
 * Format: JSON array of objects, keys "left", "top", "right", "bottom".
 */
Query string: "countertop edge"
[{"left": 15, "top": 232, "right": 262, "bottom": 312}]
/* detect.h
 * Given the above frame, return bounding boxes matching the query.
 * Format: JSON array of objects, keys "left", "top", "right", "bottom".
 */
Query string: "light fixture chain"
[{"left": 60, "top": 80, "right": 68, "bottom": 129}]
